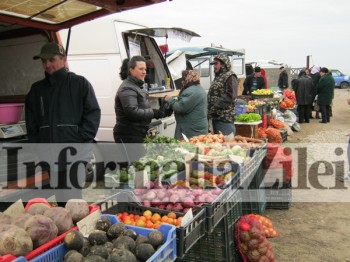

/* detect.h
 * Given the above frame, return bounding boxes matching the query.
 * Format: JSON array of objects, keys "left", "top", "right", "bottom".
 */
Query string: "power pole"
[{"left": 306, "top": 55, "right": 312, "bottom": 69}]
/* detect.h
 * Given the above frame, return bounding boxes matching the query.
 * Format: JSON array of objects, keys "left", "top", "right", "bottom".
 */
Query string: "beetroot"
[
  {"left": 65, "top": 199, "right": 90, "bottom": 223},
  {"left": 12, "top": 213, "right": 33, "bottom": 229},
  {"left": 0, "top": 225, "right": 33, "bottom": 256},
  {"left": 44, "top": 207, "right": 74, "bottom": 235},
  {"left": 26, "top": 203, "right": 50, "bottom": 215},
  {"left": 0, "top": 212, "right": 12, "bottom": 224},
  {"left": 24, "top": 214, "right": 58, "bottom": 248}
]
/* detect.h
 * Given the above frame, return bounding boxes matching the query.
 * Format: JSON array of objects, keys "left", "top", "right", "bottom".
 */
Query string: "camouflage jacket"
[{"left": 208, "top": 54, "right": 237, "bottom": 122}]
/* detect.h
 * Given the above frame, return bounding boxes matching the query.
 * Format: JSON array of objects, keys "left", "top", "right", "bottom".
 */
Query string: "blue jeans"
[{"left": 212, "top": 120, "right": 235, "bottom": 135}]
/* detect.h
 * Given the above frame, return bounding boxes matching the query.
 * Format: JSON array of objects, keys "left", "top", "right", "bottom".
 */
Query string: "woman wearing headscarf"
[
  {"left": 164, "top": 70, "right": 208, "bottom": 140},
  {"left": 310, "top": 65, "right": 321, "bottom": 118}
]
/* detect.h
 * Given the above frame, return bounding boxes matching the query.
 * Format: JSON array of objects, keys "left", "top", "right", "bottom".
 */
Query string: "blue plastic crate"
[
  {"left": 235, "top": 104, "right": 247, "bottom": 115},
  {"left": 29, "top": 214, "right": 177, "bottom": 262},
  {"left": 97, "top": 191, "right": 206, "bottom": 259}
]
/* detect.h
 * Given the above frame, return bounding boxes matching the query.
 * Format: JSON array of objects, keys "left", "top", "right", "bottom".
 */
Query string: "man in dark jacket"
[
  {"left": 242, "top": 66, "right": 266, "bottom": 95},
  {"left": 208, "top": 53, "right": 238, "bottom": 135},
  {"left": 25, "top": 42, "right": 101, "bottom": 203},
  {"left": 292, "top": 70, "right": 314, "bottom": 123},
  {"left": 317, "top": 67, "right": 335, "bottom": 123},
  {"left": 278, "top": 66, "right": 289, "bottom": 90}
]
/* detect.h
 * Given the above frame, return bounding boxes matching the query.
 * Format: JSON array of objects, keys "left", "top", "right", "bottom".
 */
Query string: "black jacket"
[
  {"left": 278, "top": 70, "right": 289, "bottom": 89},
  {"left": 242, "top": 75, "right": 265, "bottom": 95},
  {"left": 292, "top": 76, "right": 314, "bottom": 105},
  {"left": 114, "top": 76, "right": 154, "bottom": 138},
  {"left": 25, "top": 68, "right": 101, "bottom": 143}
]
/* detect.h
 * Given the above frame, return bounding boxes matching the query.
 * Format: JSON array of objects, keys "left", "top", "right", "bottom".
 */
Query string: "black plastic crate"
[
  {"left": 95, "top": 191, "right": 206, "bottom": 259},
  {"left": 280, "top": 129, "right": 288, "bottom": 143},
  {"left": 178, "top": 191, "right": 242, "bottom": 262},
  {"left": 265, "top": 181, "right": 292, "bottom": 209},
  {"left": 240, "top": 142, "right": 267, "bottom": 184},
  {"left": 253, "top": 104, "right": 266, "bottom": 115},
  {"left": 240, "top": 165, "right": 266, "bottom": 215}
]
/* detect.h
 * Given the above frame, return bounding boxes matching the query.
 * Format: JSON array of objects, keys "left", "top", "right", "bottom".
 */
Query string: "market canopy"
[
  {"left": 126, "top": 27, "right": 200, "bottom": 42},
  {"left": 0, "top": 0, "right": 169, "bottom": 30}
]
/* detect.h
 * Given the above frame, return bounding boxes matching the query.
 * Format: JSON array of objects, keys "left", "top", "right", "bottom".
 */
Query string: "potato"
[
  {"left": 24, "top": 214, "right": 58, "bottom": 248},
  {"left": 44, "top": 207, "right": 74, "bottom": 235},
  {"left": 0, "top": 225, "right": 33, "bottom": 256},
  {"left": 65, "top": 199, "right": 89, "bottom": 223}
]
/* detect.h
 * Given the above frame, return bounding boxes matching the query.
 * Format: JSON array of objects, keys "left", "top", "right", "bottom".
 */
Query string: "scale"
[{"left": 0, "top": 121, "right": 27, "bottom": 139}]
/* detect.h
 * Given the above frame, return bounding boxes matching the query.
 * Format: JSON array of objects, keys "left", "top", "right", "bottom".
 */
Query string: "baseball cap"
[
  {"left": 254, "top": 67, "right": 261, "bottom": 73},
  {"left": 33, "top": 42, "right": 66, "bottom": 60},
  {"left": 210, "top": 58, "right": 221, "bottom": 65}
]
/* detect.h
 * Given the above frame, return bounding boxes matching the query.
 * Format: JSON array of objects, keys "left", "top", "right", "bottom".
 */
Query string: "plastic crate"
[
  {"left": 241, "top": 166, "right": 266, "bottom": 215},
  {"left": 30, "top": 214, "right": 176, "bottom": 262},
  {"left": 203, "top": 188, "right": 241, "bottom": 233},
  {"left": 0, "top": 198, "right": 100, "bottom": 262},
  {"left": 235, "top": 104, "right": 247, "bottom": 115},
  {"left": 265, "top": 181, "right": 292, "bottom": 209},
  {"left": 251, "top": 93, "right": 274, "bottom": 100},
  {"left": 164, "top": 161, "right": 240, "bottom": 190},
  {"left": 280, "top": 129, "right": 288, "bottom": 143},
  {"left": 253, "top": 104, "right": 266, "bottom": 115},
  {"left": 95, "top": 191, "right": 205, "bottom": 259},
  {"left": 240, "top": 142, "right": 267, "bottom": 184},
  {"left": 178, "top": 194, "right": 242, "bottom": 262}
]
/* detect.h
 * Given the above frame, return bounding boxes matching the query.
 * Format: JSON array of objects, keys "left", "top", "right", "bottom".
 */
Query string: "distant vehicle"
[{"left": 331, "top": 69, "right": 350, "bottom": 89}]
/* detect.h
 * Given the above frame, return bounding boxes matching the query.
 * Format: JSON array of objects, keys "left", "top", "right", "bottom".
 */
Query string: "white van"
[
  {"left": 166, "top": 45, "right": 246, "bottom": 92},
  {"left": 59, "top": 16, "right": 199, "bottom": 141}
]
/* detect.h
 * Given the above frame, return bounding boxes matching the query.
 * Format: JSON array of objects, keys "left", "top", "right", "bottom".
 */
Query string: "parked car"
[{"left": 331, "top": 69, "right": 350, "bottom": 89}]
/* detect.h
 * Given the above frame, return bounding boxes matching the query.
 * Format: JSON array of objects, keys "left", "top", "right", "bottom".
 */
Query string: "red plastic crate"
[{"left": 0, "top": 198, "right": 100, "bottom": 262}]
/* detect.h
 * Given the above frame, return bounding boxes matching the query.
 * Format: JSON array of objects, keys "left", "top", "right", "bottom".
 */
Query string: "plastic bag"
[
  {"left": 276, "top": 109, "right": 297, "bottom": 127},
  {"left": 236, "top": 215, "right": 276, "bottom": 262}
]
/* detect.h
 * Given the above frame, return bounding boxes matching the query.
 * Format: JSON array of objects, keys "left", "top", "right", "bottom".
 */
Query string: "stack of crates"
[
  {"left": 178, "top": 189, "right": 243, "bottom": 262},
  {"left": 241, "top": 164, "right": 266, "bottom": 215},
  {"left": 263, "top": 143, "right": 293, "bottom": 209}
]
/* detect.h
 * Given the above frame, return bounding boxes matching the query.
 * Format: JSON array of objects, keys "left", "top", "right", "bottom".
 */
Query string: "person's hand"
[
  {"left": 153, "top": 109, "right": 165, "bottom": 119},
  {"left": 164, "top": 95, "right": 172, "bottom": 102}
]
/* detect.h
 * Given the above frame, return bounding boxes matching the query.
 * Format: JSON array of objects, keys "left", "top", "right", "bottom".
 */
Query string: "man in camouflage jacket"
[{"left": 207, "top": 53, "right": 238, "bottom": 135}]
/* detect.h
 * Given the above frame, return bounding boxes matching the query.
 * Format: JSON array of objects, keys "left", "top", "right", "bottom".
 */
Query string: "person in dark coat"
[
  {"left": 242, "top": 67, "right": 266, "bottom": 95},
  {"left": 164, "top": 70, "right": 208, "bottom": 140},
  {"left": 113, "top": 56, "right": 165, "bottom": 161},
  {"left": 310, "top": 65, "right": 321, "bottom": 118},
  {"left": 292, "top": 70, "right": 314, "bottom": 123},
  {"left": 26, "top": 42, "right": 101, "bottom": 204},
  {"left": 278, "top": 66, "right": 289, "bottom": 90},
  {"left": 316, "top": 67, "right": 335, "bottom": 123}
]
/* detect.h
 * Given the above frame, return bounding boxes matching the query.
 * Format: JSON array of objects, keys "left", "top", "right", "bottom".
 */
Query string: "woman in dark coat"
[
  {"left": 164, "top": 70, "right": 208, "bottom": 140},
  {"left": 316, "top": 67, "right": 335, "bottom": 123}
]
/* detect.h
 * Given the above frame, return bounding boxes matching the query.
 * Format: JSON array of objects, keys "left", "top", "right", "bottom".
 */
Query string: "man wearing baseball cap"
[
  {"left": 26, "top": 42, "right": 101, "bottom": 205},
  {"left": 207, "top": 53, "right": 238, "bottom": 135}
]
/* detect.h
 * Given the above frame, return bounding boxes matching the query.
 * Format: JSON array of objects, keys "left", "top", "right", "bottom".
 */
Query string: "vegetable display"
[{"left": 235, "top": 113, "right": 262, "bottom": 123}]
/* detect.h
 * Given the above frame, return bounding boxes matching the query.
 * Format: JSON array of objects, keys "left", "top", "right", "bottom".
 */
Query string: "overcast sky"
[{"left": 116, "top": 0, "right": 350, "bottom": 74}]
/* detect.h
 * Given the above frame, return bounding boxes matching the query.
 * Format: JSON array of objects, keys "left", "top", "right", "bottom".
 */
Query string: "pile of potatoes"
[{"left": 0, "top": 199, "right": 91, "bottom": 257}]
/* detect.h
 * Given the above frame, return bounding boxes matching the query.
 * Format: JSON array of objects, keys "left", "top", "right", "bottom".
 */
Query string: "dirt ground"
[{"left": 266, "top": 88, "right": 350, "bottom": 262}]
